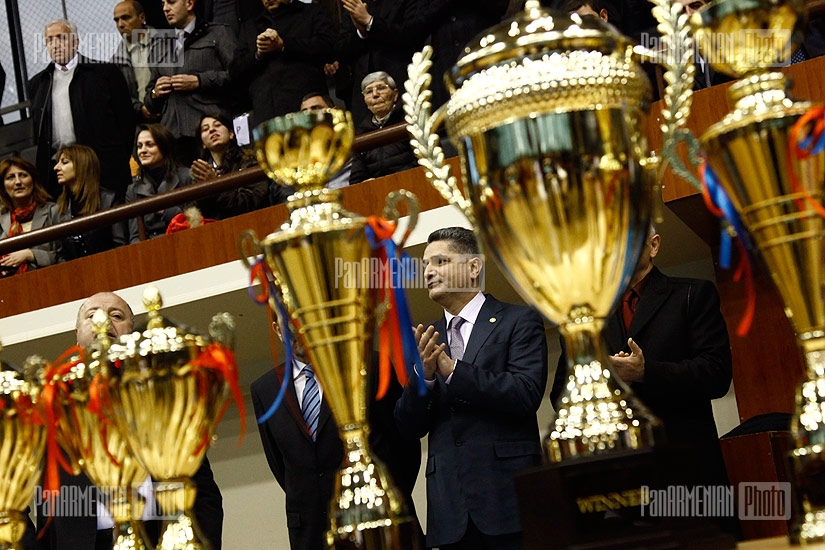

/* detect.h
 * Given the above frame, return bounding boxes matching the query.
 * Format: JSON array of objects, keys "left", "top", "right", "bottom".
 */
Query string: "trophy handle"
[
  {"left": 382, "top": 190, "right": 419, "bottom": 251},
  {"left": 238, "top": 230, "right": 263, "bottom": 270},
  {"left": 404, "top": 46, "right": 477, "bottom": 226}
]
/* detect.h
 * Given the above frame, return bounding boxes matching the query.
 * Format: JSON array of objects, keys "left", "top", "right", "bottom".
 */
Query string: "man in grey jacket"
[{"left": 144, "top": 0, "right": 236, "bottom": 164}]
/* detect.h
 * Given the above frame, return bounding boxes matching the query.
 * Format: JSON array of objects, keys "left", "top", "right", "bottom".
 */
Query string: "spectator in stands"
[
  {"left": 333, "top": 0, "right": 427, "bottom": 125},
  {"left": 416, "top": 0, "right": 509, "bottom": 109},
  {"left": 126, "top": 123, "right": 191, "bottom": 242},
  {"left": 50, "top": 145, "right": 127, "bottom": 262},
  {"left": 231, "top": 0, "right": 334, "bottom": 127},
  {"left": 144, "top": 0, "right": 236, "bottom": 165},
  {"left": 0, "top": 157, "right": 55, "bottom": 275},
  {"left": 350, "top": 72, "right": 417, "bottom": 185},
  {"left": 191, "top": 112, "right": 268, "bottom": 219},
  {"left": 29, "top": 19, "right": 135, "bottom": 200},
  {"left": 112, "top": 0, "right": 162, "bottom": 123},
  {"left": 299, "top": 93, "right": 351, "bottom": 189}
]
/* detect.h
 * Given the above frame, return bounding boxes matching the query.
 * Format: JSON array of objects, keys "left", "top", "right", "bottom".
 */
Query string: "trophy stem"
[
  {"left": 546, "top": 315, "right": 660, "bottom": 462},
  {"left": 327, "top": 426, "right": 422, "bottom": 550},
  {"left": 790, "top": 335, "right": 825, "bottom": 543},
  {"left": 106, "top": 488, "right": 153, "bottom": 550},
  {"left": 155, "top": 479, "right": 209, "bottom": 550},
  {"left": 0, "top": 511, "right": 27, "bottom": 550}
]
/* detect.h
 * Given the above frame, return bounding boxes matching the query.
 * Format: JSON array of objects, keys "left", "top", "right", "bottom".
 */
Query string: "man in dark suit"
[
  {"left": 251, "top": 327, "right": 421, "bottom": 550},
  {"left": 28, "top": 20, "right": 135, "bottom": 199},
  {"left": 396, "top": 226, "right": 548, "bottom": 550},
  {"left": 551, "top": 226, "right": 734, "bottom": 518},
  {"left": 36, "top": 291, "right": 224, "bottom": 550}
]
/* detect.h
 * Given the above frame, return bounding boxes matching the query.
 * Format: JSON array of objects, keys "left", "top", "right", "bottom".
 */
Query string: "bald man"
[{"left": 36, "top": 291, "right": 224, "bottom": 550}]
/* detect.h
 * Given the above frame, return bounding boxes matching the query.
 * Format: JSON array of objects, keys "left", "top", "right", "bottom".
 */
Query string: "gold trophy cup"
[
  {"left": 38, "top": 311, "right": 152, "bottom": 550},
  {"left": 687, "top": 0, "right": 825, "bottom": 542},
  {"left": 0, "top": 346, "right": 46, "bottom": 550},
  {"left": 405, "top": 1, "right": 661, "bottom": 466},
  {"left": 240, "top": 108, "right": 422, "bottom": 549},
  {"left": 102, "top": 288, "right": 239, "bottom": 550}
]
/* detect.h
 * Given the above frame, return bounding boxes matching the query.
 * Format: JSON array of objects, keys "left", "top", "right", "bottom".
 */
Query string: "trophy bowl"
[
  {"left": 102, "top": 288, "right": 238, "bottom": 550},
  {"left": 693, "top": 0, "right": 806, "bottom": 78},
  {"left": 0, "top": 348, "right": 46, "bottom": 550},
  {"left": 241, "top": 109, "right": 422, "bottom": 549},
  {"left": 405, "top": 2, "right": 661, "bottom": 464},
  {"left": 38, "top": 311, "right": 152, "bottom": 550}
]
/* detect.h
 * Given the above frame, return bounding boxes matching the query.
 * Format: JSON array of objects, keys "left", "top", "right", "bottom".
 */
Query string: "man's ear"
[
  {"left": 468, "top": 256, "right": 483, "bottom": 282},
  {"left": 649, "top": 233, "right": 662, "bottom": 259}
]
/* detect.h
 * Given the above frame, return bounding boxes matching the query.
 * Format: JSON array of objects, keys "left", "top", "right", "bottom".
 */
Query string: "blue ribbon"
[
  {"left": 701, "top": 163, "right": 754, "bottom": 270},
  {"left": 365, "top": 225, "right": 428, "bottom": 396},
  {"left": 247, "top": 257, "right": 292, "bottom": 424},
  {"left": 799, "top": 123, "right": 825, "bottom": 155}
]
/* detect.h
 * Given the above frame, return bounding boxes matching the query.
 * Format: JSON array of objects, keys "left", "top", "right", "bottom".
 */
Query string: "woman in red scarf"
[{"left": 0, "top": 157, "right": 55, "bottom": 275}]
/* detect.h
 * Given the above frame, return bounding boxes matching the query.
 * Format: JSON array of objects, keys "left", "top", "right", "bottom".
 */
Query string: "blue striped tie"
[{"left": 301, "top": 365, "right": 320, "bottom": 441}]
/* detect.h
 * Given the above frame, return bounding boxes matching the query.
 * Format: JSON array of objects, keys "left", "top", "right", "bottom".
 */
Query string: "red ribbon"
[{"left": 190, "top": 344, "right": 246, "bottom": 451}]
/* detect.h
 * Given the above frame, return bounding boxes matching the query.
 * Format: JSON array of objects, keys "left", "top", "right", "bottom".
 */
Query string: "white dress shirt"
[{"left": 51, "top": 54, "right": 79, "bottom": 150}]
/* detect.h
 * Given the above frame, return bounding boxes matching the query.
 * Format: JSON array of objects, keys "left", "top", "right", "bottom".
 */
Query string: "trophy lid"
[
  {"left": 443, "top": 1, "right": 650, "bottom": 136},
  {"left": 107, "top": 287, "right": 211, "bottom": 363}
]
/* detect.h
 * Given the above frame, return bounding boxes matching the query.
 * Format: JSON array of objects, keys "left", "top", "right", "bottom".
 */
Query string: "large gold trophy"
[
  {"left": 102, "top": 288, "right": 240, "bottom": 550},
  {"left": 683, "top": 0, "right": 825, "bottom": 543},
  {"left": 0, "top": 345, "right": 46, "bottom": 550},
  {"left": 37, "top": 311, "right": 152, "bottom": 550},
  {"left": 402, "top": 1, "right": 742, "bottom": 547},
  {"left": 240, "top": 108, "right": 422, "bottom": 549},
  {"left": 405, "top": 1, "right": 660, "bottom": 467}
]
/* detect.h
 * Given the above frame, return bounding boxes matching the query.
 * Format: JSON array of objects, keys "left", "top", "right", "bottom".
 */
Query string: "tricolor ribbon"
[
  {"left": 247, "top": 256, "right": 292, "bottom": 424},
  {"left": 699, "top": 160, "right": 755, "bottom": 336},
  {"left": 365, "top": 216, "right": 427, "bottom": 398},
  {"left": 788, "top": 105, "right": 825, "bottom": 218}
]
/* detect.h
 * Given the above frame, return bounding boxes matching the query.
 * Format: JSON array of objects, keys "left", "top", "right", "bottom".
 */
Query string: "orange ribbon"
[{"left": 190, "top": 344, "right": 246, "bottom": 451}]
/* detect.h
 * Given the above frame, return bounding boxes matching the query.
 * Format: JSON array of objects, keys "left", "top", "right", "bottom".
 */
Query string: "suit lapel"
[
  {"left": 462, "top": 295, "right": 503, "bottom": 365},
  {"left": 273, "top": 362, "right": 311, "bottom": 438},
  {"left": 628, "top": 267, "right": 670, "bottom": 337}
]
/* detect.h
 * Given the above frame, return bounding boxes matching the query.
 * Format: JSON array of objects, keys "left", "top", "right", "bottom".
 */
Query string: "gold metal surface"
[
  {"left": 687, "top": 0, "right": 824, "bottom": 543},
  {"left": 404, "top": 5, "right": 662, "bottom": 462},
  {"left": 103, "top": 288, "right": 235, "bottom": 550},
  {"left": 40, "top": 311, "right": 151, "bottom": 550},
  {"left": 244, "top": 109, "right": 422, "bottom": 549},
  {"left": 0, "top": 347, "right": 46, "bottom": 550}
]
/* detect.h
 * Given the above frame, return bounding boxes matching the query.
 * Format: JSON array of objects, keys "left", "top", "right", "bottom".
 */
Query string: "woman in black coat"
[{"left": 50, "top": 145, "right": 127, "bottom": 262}]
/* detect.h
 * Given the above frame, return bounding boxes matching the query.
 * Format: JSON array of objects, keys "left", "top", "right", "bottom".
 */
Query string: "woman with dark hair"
[
  {"left": 51, "top": 144, "right": 127, "bottom": 262},
  {"left": 190, "top": 113, "right": 268, "bottom": 219},
  {"left": 125, "top": 123, "right": 191, "bottom": 242},
  {"left": 0, "top": 157, "right": 55, "bottom": 274}
]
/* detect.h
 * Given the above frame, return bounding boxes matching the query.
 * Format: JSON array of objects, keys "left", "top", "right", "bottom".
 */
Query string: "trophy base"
[
  {"left": 112, "top": 518, "right": 153, "bottom": 550},
  {"left": 515, "top": 446, "right": 737, "bottom": 550},
  {"left": 327, "top": 514, "right": 423, "bottom": 550}
]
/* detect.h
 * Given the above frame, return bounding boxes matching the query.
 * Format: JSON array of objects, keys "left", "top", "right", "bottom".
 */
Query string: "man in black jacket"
[
  {"left": 28, "top": 20, "right": 135, "bottom": 199},
  {"left": 231, "top": 0, "right": 334, "bottom": 127}
]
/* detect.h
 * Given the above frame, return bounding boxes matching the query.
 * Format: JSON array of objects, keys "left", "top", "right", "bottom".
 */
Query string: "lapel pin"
[{"left": 489, "top": 317, "right": 497, "bottom": 323}]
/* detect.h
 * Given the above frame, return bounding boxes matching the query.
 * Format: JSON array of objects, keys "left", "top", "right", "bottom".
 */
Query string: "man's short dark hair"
[
  {"left": 300, "top": 92, "right": 335, "bottom": 108},
  {"left": 427, "top": 227, "right": 479, "bottom": 255},
  {"left": 131, "top": 0, "right": 146, "bottom": 17},
  {"left": 546, "top": 0, "right": 603, "bottom": 12}
]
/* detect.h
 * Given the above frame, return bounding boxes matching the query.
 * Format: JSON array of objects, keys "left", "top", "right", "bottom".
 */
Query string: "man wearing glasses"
[{"left": 349, "top": 71, "right": 417, "bottom": 184}]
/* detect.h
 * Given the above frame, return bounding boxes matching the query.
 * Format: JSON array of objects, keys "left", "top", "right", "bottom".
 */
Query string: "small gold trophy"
[
  {"left": 0, "top": 345, "right": 46, "bottom": 550},
  {"left": 405, "top": 1, "right": 661, "bottom": 466},
  {"left": 38, "top": 310, "right": 152, "bottom": 550},
  {"left": 240, "top": 108, "right": 422, "bottom": 549},
  {"left": 684, "top": 0, "right": 825, "bottom": 542},
  {"left": 102, "top": 287, "right": 240, "bottom": 550}
]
